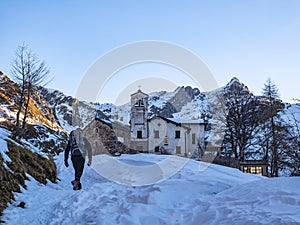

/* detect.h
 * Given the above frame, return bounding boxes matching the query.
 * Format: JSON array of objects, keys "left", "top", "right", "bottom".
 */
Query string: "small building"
[
  {"left": 240, "top": 160, "right": 268, "bottom": 176},
  {"left": 130, "top": 89, "right": 207, "bottom": 157},
  {"left": 148, "top": 116, "right": 191, "bottom": 155},
  {"left": 83, "top": 118, "right": 112, "bottom": 155},
  {"left": 83, "top": 117, "right": 131, "bottom": 155}
]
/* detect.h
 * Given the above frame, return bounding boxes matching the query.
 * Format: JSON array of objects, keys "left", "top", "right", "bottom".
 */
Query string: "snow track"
[{"left": 2, "top": 154, "right": 300, "bottom": 225}]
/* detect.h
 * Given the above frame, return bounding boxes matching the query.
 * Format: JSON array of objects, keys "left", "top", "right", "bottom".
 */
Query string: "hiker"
[{"left": 64, "top": 128, "right": 92, "bottom": 190}]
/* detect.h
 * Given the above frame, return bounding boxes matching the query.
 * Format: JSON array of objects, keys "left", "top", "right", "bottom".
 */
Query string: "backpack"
[{"left": 70, "top": 137, "right": 82, "bottom": 156}]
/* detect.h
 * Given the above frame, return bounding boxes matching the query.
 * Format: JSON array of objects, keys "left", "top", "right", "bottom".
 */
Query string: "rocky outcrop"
[
  {"left": 23, "top": 124, "right": 68, "bottom": 155},
  {"left": 37, "top": 87, "right": 75, "bottom": 127},
  {"left": 148, "top": 86, "right": 204, "bottom": 118}
]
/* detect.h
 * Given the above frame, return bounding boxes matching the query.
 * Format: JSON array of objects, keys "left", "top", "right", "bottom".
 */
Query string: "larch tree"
[
  {"left": 11, "top": 43, "right": 50, "bottom": 130},
  {"left": 261, "top": 78, "right": 285, "bottom": 177}
]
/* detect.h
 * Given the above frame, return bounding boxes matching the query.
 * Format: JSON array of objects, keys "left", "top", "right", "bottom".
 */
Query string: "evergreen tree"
[{"left": 261, "top": 78, "right": 285, "bottom": 177}]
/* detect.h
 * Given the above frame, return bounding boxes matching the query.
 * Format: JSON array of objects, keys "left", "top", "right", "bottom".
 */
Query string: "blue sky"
[{"left": 1, "top": 0, "right": 300, "bottom": 104}]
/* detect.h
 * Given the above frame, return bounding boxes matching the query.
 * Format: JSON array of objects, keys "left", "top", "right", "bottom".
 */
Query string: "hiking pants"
[{"left": 71, "top": 155, "right": 85, "bottom": 181}]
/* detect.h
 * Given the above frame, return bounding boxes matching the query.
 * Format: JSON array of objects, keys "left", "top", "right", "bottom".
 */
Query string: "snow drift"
[{"left": 2, "top": 154, "right": 300, "bottom": 225}]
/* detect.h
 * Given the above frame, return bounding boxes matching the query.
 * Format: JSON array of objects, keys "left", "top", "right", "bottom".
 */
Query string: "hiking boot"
[{"left": 71, "top": 180, "right": 79, "bottom": 190}]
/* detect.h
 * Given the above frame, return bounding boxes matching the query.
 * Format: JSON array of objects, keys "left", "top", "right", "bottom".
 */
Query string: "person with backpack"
[{"left": 64, "top": 128, "right": 92, "bottom": 190}]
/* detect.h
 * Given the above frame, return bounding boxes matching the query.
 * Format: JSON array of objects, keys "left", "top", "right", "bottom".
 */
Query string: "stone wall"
[{"left": 83, "top": 120, "right": 133, "bottom": 156}]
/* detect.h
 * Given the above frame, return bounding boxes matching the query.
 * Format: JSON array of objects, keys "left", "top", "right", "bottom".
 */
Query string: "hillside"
[
  {"left": 0, "top": 72, "right": 131, "bottom": 217},
  {"left": 0, "top": 73, "right": 69, "bottom": 216}
]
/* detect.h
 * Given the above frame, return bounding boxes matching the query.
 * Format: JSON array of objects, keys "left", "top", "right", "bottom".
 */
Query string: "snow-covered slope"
[
  {"left": 282, "top": 103, "right": 300, "bottom": 124},
  {"left": 38, "top": 86, "right": 109, "bottom": 133},
  {"left": 2, "top": 154, "right": 300, "bottom": 225},
  {"left": 98, "top": 86, "right": 211, "bottom": 125}
]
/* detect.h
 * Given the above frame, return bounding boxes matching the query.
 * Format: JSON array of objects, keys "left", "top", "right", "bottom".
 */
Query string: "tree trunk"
[
  {"left": 22, "top": 83, "right": 32, "bottom": 129},
  {"left": 15, "top": 74, "right": 26, "bottom": 128},
  {"left": 271, "top": 117, "right": 279, "bottom": 177}
]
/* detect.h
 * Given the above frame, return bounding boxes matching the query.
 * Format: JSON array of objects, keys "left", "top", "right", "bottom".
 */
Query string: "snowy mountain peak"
[
  {"left": 224, "top": 77, "right": 251, "bottom": 94},
  {"left": 228, "top": 76, "right": 240, "bottom": 83}
]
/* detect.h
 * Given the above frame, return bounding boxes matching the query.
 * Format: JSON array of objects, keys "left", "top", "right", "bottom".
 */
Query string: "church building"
[{"left": 130, "top": 89, "right": 207, "bottom": 157}]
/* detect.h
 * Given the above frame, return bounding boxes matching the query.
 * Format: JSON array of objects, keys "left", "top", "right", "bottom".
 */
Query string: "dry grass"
[{"left": 0, "top": 140, "right": 58, "bottom": 216}]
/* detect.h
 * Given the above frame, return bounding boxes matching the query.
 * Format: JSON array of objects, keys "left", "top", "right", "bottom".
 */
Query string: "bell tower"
[{"left": 130, "top": 89, "right": 149, "bottom": 152}]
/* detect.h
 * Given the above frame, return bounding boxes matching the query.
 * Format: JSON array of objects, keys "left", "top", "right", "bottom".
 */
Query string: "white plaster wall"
[{"left": 148, "top": 117, "right": 188, "bottom": 155}]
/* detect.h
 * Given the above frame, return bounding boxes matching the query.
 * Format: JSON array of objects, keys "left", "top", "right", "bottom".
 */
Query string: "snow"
[
  {"left": 148, "top": 91, "right": 173, "bottom": 109},
  {"left": 172, "top": 96, "right": 210, "bottom": 122},
  {"left": 2, "top": 153, "right": 300, "bottom": 225},
  {"left": 110, "top": 103, "right": 131, "bottom": 124},
  {"left": 0, "top": 128, "right": 12, "bottom": 163},
  {"left": 211, "top": 177, "right": 300, "bottom": 224},
  {"left": 282, "top": 103, "right": 300, "bottom": 124},
  {"left": 55, "top": 103, "right": 73, "bottom": 133},
  {"left": 0, "top": 105, "right": 17, "bottom": 122}
]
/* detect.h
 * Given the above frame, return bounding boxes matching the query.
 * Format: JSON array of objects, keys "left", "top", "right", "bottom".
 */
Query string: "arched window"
[{"left": 135, "top": 99, "right": 144, "bottom": 107}]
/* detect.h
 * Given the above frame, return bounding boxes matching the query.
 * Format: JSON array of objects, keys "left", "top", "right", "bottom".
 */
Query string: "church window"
[
  {"left": 154, "top": 130, "right": 159, "bottom": 138},
  {"left": 135, "top": 99, "right": 144, "bottom": 107},
  {"left": 137, "top": 131, "right": 142, "bottom": 139},
  {"left": 175, "top": 130, "right": 180, "bottom": 139}
]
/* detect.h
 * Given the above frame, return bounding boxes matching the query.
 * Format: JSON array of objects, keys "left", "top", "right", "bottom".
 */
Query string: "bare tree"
[
  {"left": 222, "top": 79, "right": 265, "bottom": 162},
  {"left": 11, "top": 43, "right": 27, "bottom": 128},
  {"left": 284, "top": 101, "right": 300, "bottom": 176},
  {"left": 11, "top": 43, "right": 50, "bottom": 129}
]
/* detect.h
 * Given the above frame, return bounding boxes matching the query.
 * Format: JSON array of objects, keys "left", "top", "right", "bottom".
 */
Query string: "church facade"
[{"left": 130, "top": 89, "right": 207, "bottom": 157}]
